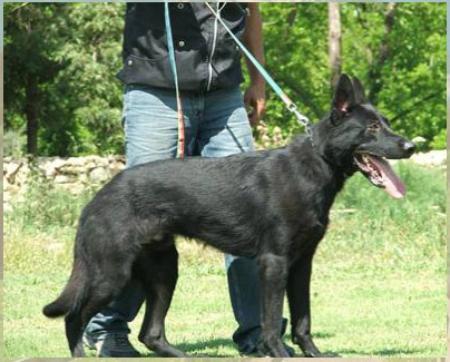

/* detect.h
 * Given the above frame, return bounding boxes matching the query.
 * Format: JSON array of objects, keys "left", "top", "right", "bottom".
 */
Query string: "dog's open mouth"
[{"left": 354, "top": 154, "right": 405, "bottom": 199}]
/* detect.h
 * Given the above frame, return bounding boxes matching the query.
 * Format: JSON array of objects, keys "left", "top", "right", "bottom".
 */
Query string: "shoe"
[
  {"left": 83, "top": 332, "right": 141, "bottom": 357},
  {"left": 240, "top": 342, "right": 296, "bottom": 357}
]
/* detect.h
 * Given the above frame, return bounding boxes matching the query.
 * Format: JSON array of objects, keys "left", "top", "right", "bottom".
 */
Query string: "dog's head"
[{"left": 317, "top": 74, "right": 415, "bottom": 198}]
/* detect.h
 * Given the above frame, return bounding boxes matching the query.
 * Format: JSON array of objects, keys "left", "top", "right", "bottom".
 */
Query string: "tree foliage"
[
  {"left": 258, "top": 2, "right": 446, "bottom": 148},
  {"left": 5, "top": 3, "right": 125, "bottom": 156},
  {"left": 4, "top": 2, "right": 446, "bottom": 156}
]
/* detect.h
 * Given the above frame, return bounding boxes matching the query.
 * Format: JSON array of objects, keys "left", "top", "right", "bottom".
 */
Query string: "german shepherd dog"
[{"left": 43, "top": 75, "right": 415, "bottom": 357}]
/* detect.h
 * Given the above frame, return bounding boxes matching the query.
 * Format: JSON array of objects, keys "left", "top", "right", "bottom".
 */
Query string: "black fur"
[{"left": 43, "top": 74, "right": 415, "bottom": 357}]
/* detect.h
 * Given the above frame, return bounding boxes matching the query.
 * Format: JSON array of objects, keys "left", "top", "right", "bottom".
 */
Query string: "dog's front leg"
[
  {"left": 258, "top": 253, "right": 290, "bottom": 357},
  {"left": 287, "top": 252, "right": 322, "bottom": 357}
]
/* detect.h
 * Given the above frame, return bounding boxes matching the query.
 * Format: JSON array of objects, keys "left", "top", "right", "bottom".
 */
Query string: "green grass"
[{"left": 3, "top": 161, "right": 446, "bottom": 358}]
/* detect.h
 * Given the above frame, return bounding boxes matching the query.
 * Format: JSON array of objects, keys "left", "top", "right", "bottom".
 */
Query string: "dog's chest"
[{"left": 288, "top": 215, "right": 328, "bottom": 260}]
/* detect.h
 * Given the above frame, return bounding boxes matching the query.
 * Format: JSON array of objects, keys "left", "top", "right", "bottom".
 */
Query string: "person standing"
[{"left": 83, "top": 2, "right": 289, "bottom": 357}]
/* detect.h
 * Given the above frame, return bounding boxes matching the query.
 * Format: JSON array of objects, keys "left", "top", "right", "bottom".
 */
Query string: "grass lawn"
[{"left": 3, "top": 161, "right": 446, "bottom": 358}]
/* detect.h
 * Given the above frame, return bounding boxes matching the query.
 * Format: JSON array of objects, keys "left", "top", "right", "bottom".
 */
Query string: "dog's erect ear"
[
  {"left": 352, "top": 77, "right": 366, "bottom": 104},
  {"left": 332, "top": 74, "right": 356, "bottom": 114}
]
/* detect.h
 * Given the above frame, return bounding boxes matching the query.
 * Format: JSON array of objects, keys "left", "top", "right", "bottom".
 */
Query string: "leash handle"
[
  {"left": 164, "top": 2, "right": 185, "bottom": 159},
  {"left": 204, "top": 2, "right": 312, "bottom": 132}
]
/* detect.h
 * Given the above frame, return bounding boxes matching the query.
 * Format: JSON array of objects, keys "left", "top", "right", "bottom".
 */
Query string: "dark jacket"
[{"left": 117, "top": 2, "right": 248, "bottom": 92}]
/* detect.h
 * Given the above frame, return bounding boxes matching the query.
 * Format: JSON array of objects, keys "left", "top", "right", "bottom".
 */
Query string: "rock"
[
  {"left": 54, "top": 174, "right": 76, "bottom": 184},
  {"left": 89, "top": 167, "right": 110, "bottom": 183},
  {"left": 89, "top": 155, "right": 109, "bottom": 167},
  {"left": 58, "top": 164, "right": 86, "bottom": 175},
  {"left": 109, "top": 161, "right": 125, "bottom": 176},
  {"left": 4, "top": 160, "right": 23, "bottom": 180},
  {"left": 412, "top": 136, "right": 427, "bottom": 145},
  {"left": 4, "top": 161, "right": 29, "bottom": 190},
  {"left": 38, "top": 157, "right": 67, "bottom": 177},
  {"left": 410, "top": 150, "right": 446, "bottom": 167},
  {"left": 3, "top": 160, "right": 18, "bottom": 175},
  {"left": 261, "top": 134, "right": 270, "bottom": 143},
  {"left": 66, "top": 157, "right": 87, "bottom": 167},
  {"left": 14, "top": 163, "right": 30, "bottom": 186}
]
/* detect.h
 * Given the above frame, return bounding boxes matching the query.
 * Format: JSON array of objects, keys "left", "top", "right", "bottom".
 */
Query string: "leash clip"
[
  {"left": 288, "top": 103, "right": 311, "bottom": 127},
  {"left": 288, "top": 103, "right": 314, "bottom": 141}
]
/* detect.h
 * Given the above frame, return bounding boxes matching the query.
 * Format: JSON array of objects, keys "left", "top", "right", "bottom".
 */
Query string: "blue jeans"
[{"left": 85, "top": 85, "right": 268, "bottom": 353}]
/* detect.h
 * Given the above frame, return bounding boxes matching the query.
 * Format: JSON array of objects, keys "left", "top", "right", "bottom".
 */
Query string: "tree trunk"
[
  {"left": 368, "top": 2, "right": 396, "bottom": 101},
  {"left": 328, "top": 2, "right": 341, "bottom": 89},
  {"left": 25, "top": 76, "right": 39, "bottom": 156}
]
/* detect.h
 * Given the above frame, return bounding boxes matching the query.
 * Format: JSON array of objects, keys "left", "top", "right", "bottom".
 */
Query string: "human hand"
[{"left": 244, "top": 81, "right": 266, "bottom": 127}]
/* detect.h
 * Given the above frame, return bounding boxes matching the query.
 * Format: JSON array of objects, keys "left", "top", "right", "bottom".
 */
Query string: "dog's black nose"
[{"left": 401, "top": 140, "right": 416, "bottom": 155}]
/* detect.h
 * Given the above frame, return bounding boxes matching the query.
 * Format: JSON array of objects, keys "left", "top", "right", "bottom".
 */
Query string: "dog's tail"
[{"left": 43, "top": 258, "right": 88, "bottom": 318}]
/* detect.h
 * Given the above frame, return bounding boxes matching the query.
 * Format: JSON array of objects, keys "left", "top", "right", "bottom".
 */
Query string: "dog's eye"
[{"left": 368, "top": 123, "right": 381, "bottom": 132}]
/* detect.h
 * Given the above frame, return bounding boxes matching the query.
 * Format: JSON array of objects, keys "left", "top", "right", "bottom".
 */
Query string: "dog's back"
[{"left": 80, "top": 144, "right": 311, "bottom": 256}]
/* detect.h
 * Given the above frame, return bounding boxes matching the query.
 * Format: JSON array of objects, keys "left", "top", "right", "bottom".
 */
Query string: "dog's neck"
[
  {"left": 285, "top": 135, "right": 347, "bottom": 219},
  {"left": 287, "top": 118, "right": 357, "bottom": 200},
  {"left": 308, "top": 118, "right": 357, "bottom": 178}
]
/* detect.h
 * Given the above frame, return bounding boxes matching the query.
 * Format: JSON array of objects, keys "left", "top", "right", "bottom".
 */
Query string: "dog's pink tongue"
[{"left": 369, "top": 156, "right": 406, "bottom": 199}]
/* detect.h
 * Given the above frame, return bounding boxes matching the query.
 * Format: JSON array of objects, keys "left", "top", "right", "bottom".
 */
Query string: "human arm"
[{"left": 242, "top": 3, "right": 266, "bottom": 127}]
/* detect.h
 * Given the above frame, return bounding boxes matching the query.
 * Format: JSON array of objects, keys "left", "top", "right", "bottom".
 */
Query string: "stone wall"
[
  {"left": 3, "top": 151, "right": 446, "bottom": 210},
  {"left": 3, "top": 156, "right": 125, "bottom": 208}
]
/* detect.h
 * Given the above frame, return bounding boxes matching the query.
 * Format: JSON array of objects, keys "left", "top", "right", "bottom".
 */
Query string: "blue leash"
[
  {"left": 164, "top": 1, "right": 185, "bottom": 158},
  {"left": 204, "top": 2, "right": 312, "bottom": 138},
  {"left": 164, "top": 2, "right": 313, "bottom": 155}
]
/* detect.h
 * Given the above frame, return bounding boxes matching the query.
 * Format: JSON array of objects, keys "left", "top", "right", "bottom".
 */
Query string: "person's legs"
[
  {"left": 84, "top": 85, "right": 198, "bottom": 357},
  {"left": 197, "top": 87, "right": 263, "bottom": 354},
  {"left": 198, "top": 87, "right": 291, "bottom": 355}
]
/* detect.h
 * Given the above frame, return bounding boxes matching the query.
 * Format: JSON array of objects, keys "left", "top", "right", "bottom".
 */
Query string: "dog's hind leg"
[
  {"left": 64, "top": 263, "right": 136, "bottom": 357},
  {"left": 65, "top": 312, "right": 86, "bottom": 357},
  {"left": 65, "top": 277, "right": 135, "bottom": 357},
  {"left": 134, "top": 241, "right": 186, "bottom": 357},
  {"left": 65, "top": 292, "right": 116, "bottom": 357},
  {"left": 258, "top": 253, "right": 291, "bottom": 357},
  {"left": 64, "top": 285, "right": 126, "bottom": 357}
]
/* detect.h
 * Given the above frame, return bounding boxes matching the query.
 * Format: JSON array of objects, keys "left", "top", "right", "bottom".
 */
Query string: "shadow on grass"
[
  {"left": 140, "top": 338, "right": 236, "bottom": 357},
  {"left": 306, "top": 332, "right": 335, "bottom": 339},
  {"left": 336, "top": 347, "right": 424, "bottom": 356},
  {"left": 140, "top": 344, "right": 424, "bottom": 358},
  {"left": 140, "top": 335, "right": 341, "bottom": 358}
]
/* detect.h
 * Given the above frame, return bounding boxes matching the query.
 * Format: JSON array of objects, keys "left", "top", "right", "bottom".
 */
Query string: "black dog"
[{"left": 43, "top": 74, "right": 415, "bottom": 357}]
